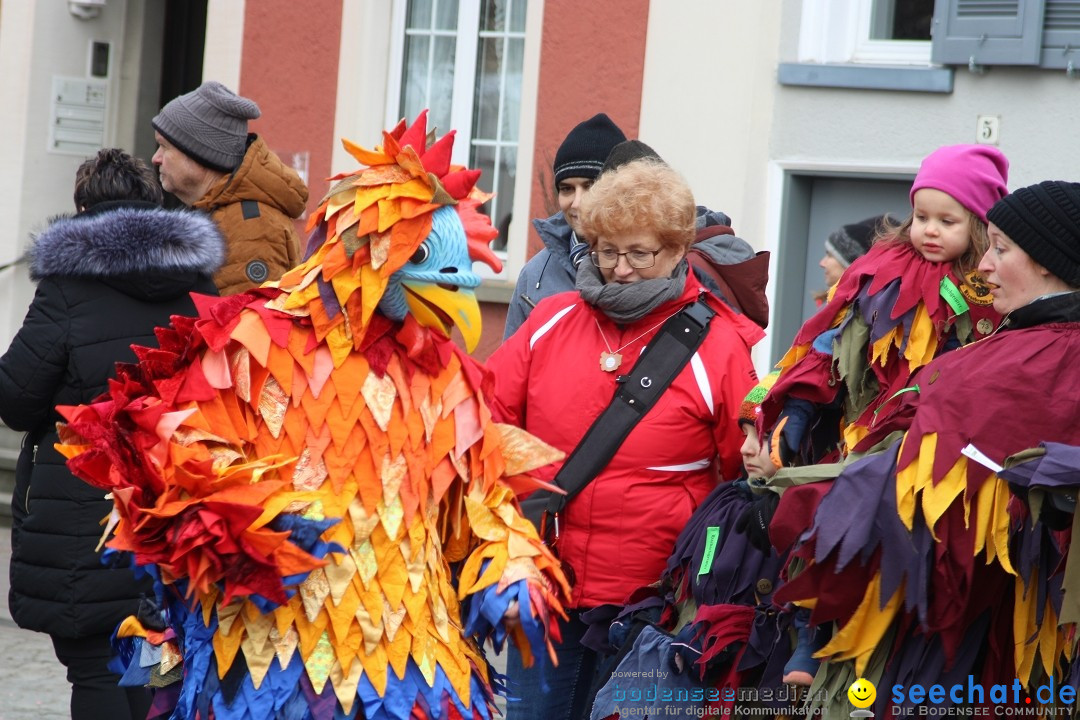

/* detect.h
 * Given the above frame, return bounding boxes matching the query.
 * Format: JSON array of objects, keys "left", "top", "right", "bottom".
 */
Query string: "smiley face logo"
[{"left": 848, "top": 677, "right": 876, "bottom": 708}]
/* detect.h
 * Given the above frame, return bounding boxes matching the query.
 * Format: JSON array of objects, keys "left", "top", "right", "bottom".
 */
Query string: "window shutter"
[
  {"left": 931, "top": 0, "right": 1045, "bottom": 66},
  {"left": 1041, "top": 0, "right": 1080, "bottom": 67}
]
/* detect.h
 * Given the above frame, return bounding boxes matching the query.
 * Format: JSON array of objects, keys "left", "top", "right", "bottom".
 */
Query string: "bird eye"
[{"left": 409, "top": 243, "right": 430, "bottom": 265}]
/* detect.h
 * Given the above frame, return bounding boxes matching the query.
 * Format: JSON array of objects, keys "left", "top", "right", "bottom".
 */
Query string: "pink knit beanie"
[{"left": 909, "top": 144, "right": 1009, "bottom": 223}]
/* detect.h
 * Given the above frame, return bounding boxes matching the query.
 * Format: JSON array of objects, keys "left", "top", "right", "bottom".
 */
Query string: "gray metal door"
[{"left": 772, "top": 173, "right": 912, "bottom": 364}]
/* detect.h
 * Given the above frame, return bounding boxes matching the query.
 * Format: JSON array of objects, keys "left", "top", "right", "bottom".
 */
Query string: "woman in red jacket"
[{"left": 489, "top": 159, "right": 763, "bottom": 720}]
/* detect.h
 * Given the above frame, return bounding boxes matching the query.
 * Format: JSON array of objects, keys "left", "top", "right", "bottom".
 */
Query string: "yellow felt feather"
[{"left": 817, "top": 572, "right": 903, "bottom": 676}]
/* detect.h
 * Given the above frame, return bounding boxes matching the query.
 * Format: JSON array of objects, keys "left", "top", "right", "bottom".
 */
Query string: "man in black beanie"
[
  {"left": 503, "top": 113, "right": 625, "bottom": 339},
  {"left": 152, "top": 81, "right": 308, "bottom": 295}
]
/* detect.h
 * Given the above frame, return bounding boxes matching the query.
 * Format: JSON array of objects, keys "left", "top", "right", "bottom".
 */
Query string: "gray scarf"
[{"left": 575, "top": 258, "right": 689, "bottom": 323}]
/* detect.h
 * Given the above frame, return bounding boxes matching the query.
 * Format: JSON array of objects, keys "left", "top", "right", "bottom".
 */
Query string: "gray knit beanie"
[
  {"left": 152, "top": 81, "right": 261, "bottom": 173},
  {"left": 824, "top": 214, "right": 889, "bottom": 267}
]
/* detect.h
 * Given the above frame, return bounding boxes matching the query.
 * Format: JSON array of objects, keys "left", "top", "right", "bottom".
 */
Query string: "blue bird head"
[{"left": 379, "top": 205, "right": 485, "bottom": 350}]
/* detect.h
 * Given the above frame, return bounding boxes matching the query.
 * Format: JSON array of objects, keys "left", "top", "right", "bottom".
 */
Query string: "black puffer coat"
[{"left": 0, "top": 201, "right": 224, "bottom": 638}]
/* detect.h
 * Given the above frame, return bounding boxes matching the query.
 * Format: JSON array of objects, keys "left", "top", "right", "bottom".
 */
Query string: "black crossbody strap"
[{"left": 543, "top": 297, "right": 716, "bottom": 516}]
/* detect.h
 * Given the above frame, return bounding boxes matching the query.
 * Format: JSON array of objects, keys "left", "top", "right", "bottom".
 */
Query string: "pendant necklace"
[{"left": 594, "top": 310, "right": 680, "bottom": 373}]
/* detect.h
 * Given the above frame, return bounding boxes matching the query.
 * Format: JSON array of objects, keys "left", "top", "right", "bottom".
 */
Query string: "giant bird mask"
[{"left": 276, "top": 110, "right": 502, "bottom": 356}]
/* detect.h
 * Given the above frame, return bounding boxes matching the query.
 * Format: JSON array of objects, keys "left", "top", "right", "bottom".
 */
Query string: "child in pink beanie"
[
  {"left": 908, "top": 143, "right": 1008, "bottom": 224},
  {"left": 751, "top": 144, "right": 1009, "bottom": 685},
  {"left": 762, "top": 143, "right": 1008, "bottom": 467}
]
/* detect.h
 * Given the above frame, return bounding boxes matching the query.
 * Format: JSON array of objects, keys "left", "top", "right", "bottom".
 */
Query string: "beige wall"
[
  {"left": 638, "top": 2, "right": 782, "bottom": 369},
  {"left": 638, "top": 0, "right": 1080, "bottom": 370},
  {"left": 203, "top": 0, "right": 245, "bottom": 91},
  {"left": 0, "top": 0, "right": 141, "bottom": 349},
  {"left": 773, "top": 0, "right": 1080, "bottom": 198},
  {"left": 770, "top": 0, "right": 1080, "bottom": 189},
  {"left": 770, "top": 66, "right": 1080, "bottom": 188}
]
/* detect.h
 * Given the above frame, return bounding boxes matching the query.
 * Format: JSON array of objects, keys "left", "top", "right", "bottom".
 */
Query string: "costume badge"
[{"left": 961, "top": 270, "right": 995, "bottom": 306}]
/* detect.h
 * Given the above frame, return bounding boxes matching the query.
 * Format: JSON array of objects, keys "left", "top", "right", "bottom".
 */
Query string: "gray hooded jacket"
[{"left": 503, "top": 212, "right": 578, "bottom": 339}]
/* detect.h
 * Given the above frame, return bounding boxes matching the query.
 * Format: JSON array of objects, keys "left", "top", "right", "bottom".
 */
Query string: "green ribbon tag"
[
  {"left": 940, "top": 277, "right": 969, "bottom": 316},
  {"left": 878, "top": 384, "right": 920, "bottom": 410},
  {"left": 699, "top": 526, "right": 721, "bottom": 576}
]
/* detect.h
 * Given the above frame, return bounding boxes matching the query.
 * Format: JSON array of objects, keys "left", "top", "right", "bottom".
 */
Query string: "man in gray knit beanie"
[
  {"left": 153, "top": 80, "right": 260, "bottom": 173},
  {"left": 151, "top": 81, "right": 309, "bottom": 295}
]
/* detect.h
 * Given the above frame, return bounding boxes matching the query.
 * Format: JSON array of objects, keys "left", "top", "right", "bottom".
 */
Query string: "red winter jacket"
[{"left": 489, "top": 275, "right": 762, "bottom": 608}]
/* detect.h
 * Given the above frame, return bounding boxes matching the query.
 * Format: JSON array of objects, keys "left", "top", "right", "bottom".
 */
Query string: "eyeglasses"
[{"left": 590, "top": 248, "right": 663, "bottom": 269}]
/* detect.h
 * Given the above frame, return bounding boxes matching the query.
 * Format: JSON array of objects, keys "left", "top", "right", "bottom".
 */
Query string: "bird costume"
[
  {"left": 54, "top": 112, "right": 569, "bottom": 720},
  {"left": 760, "top": 240, "right": 1000, "bottom": 460},
  {"left": 1002, "top": 440, "right": 1080, "bottom": 703},
  {"left": 770, "top": 291, "right": 1080, "bottom": 715},
  {"left": 763, "top": 143, "right": 1008, "bottom": 460}
]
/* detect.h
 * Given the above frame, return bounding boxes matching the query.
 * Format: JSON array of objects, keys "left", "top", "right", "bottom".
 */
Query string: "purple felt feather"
[
  {"left": 317, "top": 275, "right": 341, "bottom": 320},
  {"left": 665, "top": 482, "right": 786, "bottom": 608},
  {"left": 303, "top": 222, "right": 326, "bottom": 262},
  {"left": 810, "top": 449, "right": 897, "bottom": 568}
]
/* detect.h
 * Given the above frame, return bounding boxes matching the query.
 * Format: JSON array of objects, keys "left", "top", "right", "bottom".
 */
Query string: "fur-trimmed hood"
[{"left": 29, "top": 204, "right": 224, "bottom": 282}]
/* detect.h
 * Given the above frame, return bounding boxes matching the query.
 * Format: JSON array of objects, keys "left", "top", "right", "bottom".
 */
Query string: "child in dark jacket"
[{"left": 588, "top": 374, "right": 799, "bottom": 720}]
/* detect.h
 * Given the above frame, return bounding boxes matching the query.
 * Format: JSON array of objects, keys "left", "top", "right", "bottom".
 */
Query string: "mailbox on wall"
[{"left": 49, "top": 76, "right": 108, "bottom": 156}]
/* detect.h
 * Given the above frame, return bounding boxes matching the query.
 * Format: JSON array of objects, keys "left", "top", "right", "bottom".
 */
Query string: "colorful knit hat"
[
  {"left": 739, "top": 371, "right": 780, "bottom": 426},
  {"left": 909, "top": 144, "right": 1009, "bottom": 223}
]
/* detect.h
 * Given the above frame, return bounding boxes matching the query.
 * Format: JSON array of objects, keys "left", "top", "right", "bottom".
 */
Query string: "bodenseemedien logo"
[{"left": 849, "top": 677, "right": 876, "bottom": 717}]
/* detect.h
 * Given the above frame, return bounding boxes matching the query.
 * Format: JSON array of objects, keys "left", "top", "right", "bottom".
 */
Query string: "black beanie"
[
  {"left": 824, "top": 214, "right": 888, "bottom": 267},
  {"left": 600, "top": 139, "right": 664, "bottom": 175},
  {"left": 553, "top": 113, "right": 626, "bottom": 184},
  {"left": 986, "top": 181, "right": 1080, "bottom": 288}
]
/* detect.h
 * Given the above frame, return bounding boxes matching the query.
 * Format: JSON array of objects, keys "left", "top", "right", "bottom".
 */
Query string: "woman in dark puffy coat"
[{"left": 0, "top": 149, "right": 224, "bottom": 720}]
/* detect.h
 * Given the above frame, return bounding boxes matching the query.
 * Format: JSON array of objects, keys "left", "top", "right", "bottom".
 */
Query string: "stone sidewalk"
[
  {"left": 0, "top": 519, "right": 70, "bottom": 719},
  {"left": 0, "top": 518, "right": 511, "bottom": 719}
]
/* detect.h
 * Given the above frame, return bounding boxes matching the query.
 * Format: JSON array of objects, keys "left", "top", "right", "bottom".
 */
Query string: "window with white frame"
[
  {"left": 800, "top": 0, "right": 1080, "bottom": 71},
  {"left": 799, "top": 0, "right": 932, "bottom": 65},
  {"left": 388, "top": 0, "right": 527, "bottom": 275},
  {"left": 853, "top": 0, "right": 933, "bottom": 63}
]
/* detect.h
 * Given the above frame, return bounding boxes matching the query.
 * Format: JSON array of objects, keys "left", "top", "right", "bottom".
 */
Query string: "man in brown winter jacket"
[{"left": 152, "top": 81, "right": 308, "bottom": 295}]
